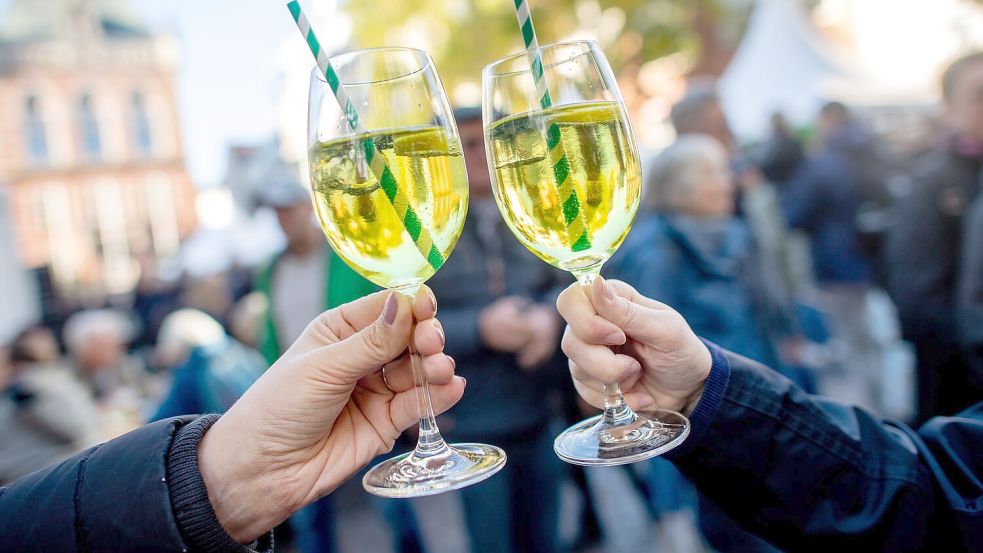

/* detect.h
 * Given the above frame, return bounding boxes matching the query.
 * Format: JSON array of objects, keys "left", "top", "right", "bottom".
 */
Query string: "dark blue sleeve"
[
  {"left": 0, "top": 416, "right": 275, "bottom": 553},
  {"left": 669, "top": 344, "right": 982, "bottom": 552},
  {"left": 0, "top": 418, "right": 196, "bottom": 552}
]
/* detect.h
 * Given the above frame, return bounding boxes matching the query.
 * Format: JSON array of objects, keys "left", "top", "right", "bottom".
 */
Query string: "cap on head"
[
  {"left": 257, "top": 162, "right": 310, "bottom": 209},
  {"left": 454, "top": 106, "right": 483, "bottom": 125}
]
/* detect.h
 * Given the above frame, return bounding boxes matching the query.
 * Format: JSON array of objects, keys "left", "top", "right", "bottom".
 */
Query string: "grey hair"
[
  {"left": 62, "top": 310, "right": 133, "bottom": 354},
  {"left": 669, "top": 79, "right": 719, "bottom": 134},
  {"left": 644, "top": 134, "right": 727, "bottom": 213}
]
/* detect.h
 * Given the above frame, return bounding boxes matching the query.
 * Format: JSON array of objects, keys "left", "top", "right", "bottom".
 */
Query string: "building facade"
[{"left": 0, "top": 0, "right": 196, "bottom": 297}]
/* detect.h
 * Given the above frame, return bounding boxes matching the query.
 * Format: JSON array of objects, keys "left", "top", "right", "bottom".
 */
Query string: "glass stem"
[
  {"left": 409, "top": 333, "right": 449, "bottom": 457},
  {"left": 576, "top": 272, "right": 639, "bottom": 428},
  {"left": 393, "top": 285, "right": 450, "bottom": 458}
]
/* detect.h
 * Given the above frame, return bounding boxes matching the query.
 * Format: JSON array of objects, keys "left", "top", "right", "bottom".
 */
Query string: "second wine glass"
[
  {"left": 308, "top": 47, "right": 506, "bottom": 496},
  {"left": 482, "top": 40, "right": 690, "bottom": 466}
]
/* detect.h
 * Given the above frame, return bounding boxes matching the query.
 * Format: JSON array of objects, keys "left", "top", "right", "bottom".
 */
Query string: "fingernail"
[
  {"left": 426, "top": 287, "right": 437, "bottom": 315},
  {"left": 600, "top": 277, "right": 615, "bottom": 301},
  {"left": 458, "top": 376, "right": 467, "bottom": 388},
  {"left": 638, "top": 395, "right": 656, "bottom": 410},
  {"left": 447, "top": 355, "right": 456, "bottom": 369},
  {"left": 382, "top": 293, "right": 398, "bottom": 325},
  {"left": 603, "top": 331, "right": 626, "bottom": 345},
  {"left": 433, "top": 319, "right": 445, "bottom": 345}
]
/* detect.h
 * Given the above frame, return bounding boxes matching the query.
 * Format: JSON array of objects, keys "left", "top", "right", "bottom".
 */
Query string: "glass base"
[
  {"left": 362, "top": 443, "right": 507, "bottom": 498},
  {"left": 554, "top": 409, "right": 690, "bottom": 466}
]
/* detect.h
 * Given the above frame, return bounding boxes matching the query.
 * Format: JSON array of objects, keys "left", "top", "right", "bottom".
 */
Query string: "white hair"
[
  {"left": 644, "top": 133, "right": 728, "bottom": 212},
  {"left": 155, "top": 309, "right": 226, "bottom": 362},
  {"left": 62, "top": 310, "right": 133, "bottom": 354}
]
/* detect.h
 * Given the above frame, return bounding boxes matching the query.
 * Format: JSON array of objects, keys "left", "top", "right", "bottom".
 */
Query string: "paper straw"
[
  {"left": 512, "top": 0, "right": 591, "bottom": 252},
  {"left": 287, "top": 0, "right": 445, "bottom": 271}
]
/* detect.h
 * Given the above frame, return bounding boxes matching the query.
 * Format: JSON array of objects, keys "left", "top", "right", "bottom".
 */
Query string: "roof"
[{"left": 0, "top": 0, "right": 148, "bottom": 43}]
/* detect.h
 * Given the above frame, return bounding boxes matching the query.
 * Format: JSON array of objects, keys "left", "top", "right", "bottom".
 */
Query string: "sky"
[{"left": 0, "top": 0, "right": 337, "bottom": 187}]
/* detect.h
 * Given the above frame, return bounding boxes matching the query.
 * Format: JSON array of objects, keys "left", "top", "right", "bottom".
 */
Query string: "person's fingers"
[
  {"left": 373, "top": 352, "right": 455, "bottom": 393},
  {"left": 561, "top": 327, "right": 641, "bottom": 383},
  {"left": 623, "top": 391, "right": 657, "bottom": 411},
  {"left": 316, "top": 293, "right": 413, "bottom": 382},
  {"left": 414, "top": 318, "right": 445, "bottom": 357},
  {"left": 412, "top": 286, "right": 437, "bottom": 322},
  {"left": 588, "top": 277, "right": 677, "bottom": 343},
  {"left": 556, "top": 283, "right": 626, "bottom": 346},
  {"left": 390, "top": 376, "right": 466, "bottom": 431}
]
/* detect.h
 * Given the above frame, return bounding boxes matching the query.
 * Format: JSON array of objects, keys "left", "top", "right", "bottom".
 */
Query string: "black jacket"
[
  {"left": 0, "top": 415, "right": 272, "bottom": 552},
  {"left": 886, "top": 146, "right": 982, "bottom": 341},
  {"left": 670, "top": 343, "right": 982, "bottom": 551}
]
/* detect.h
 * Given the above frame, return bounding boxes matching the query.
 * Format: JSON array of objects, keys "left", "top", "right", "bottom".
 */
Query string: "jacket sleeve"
[
  {"left": 0, "top": 416, "right": 274, "bottom": 553},
  {"left": 668, "top": 343, "right": 982, "bottom": 552}
]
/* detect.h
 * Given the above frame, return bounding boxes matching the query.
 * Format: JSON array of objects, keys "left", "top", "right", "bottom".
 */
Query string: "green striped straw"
[
  {"left": 512, "top": 0, "right": 591, "bottom": 252},
  {"left": 287, "top": 0, "right": 444, "bottom": 271}
]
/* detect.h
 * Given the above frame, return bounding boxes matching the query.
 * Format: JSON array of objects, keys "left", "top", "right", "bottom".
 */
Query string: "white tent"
[{"left": 718, "top": 0, "right": 845, "bottom": 140}]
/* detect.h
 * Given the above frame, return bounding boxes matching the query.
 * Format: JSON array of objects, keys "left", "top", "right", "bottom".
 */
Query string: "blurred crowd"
[{"left": 2, "top": 50, "right": 982, "bottom": 553}]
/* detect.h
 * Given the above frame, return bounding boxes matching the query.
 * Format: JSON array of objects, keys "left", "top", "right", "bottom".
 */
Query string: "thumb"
[
  {"left": 588, "top": 276, "right": 663, "bottom": 342},
  {"left": 321, "top": 293, "right": 413, "bottom": 381}
]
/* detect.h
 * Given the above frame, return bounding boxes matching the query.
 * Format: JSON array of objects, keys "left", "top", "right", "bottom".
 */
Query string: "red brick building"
[{"left": 0, "top": 0, "right": 196, "bottom": 296}]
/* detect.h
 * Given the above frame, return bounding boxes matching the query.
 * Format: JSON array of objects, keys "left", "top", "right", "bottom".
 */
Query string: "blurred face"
[
  {"left": 684, "top": 150, "right": 734, "bottom": 217},
  {"left": 275, "top": 202, "right": 319, "bottom": 252},
  {"left": 458, "top": 118, "right": 492, "bottom": 199},
  {"left": 944, "top": 60, "right": 983, "bottom": 142},
  {"left": 76, "top": 334, "right": 125, "bottom": 374}
]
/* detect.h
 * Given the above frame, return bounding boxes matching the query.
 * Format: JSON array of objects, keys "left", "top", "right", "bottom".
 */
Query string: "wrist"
[
  {"left": 198, "top": 417, "right": 286, "bottom": 543},
  {"left": 681, "top": 342, "right": 713, "bottom": 416}
]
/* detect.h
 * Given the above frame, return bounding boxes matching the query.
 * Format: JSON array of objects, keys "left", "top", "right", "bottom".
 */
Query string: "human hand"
[
  {"left": 516, "top": 304, "right": 562, "bottom": 370},
  {"left": 197, "top": 287, "right": 463, "bottom": 543},
  {"left": 478, "top": 296, "right": 531, "bottom": 352},
  {"left": 556, "top": 277, "right": 711, "bottom": 415}
]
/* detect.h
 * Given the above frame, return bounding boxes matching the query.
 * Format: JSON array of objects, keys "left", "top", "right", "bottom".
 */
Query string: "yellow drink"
[
  {"left": 487, "top": 101, "right": 641, "bottom": 274},
  {"left": 309, "top": 126, "right": 468, "bottom": 291}
]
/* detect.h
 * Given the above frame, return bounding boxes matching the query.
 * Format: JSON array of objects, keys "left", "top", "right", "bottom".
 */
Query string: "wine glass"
[
  {"left": 481, "top": 40, "right": 690, "bottom": 466},
  {"left": 308, "top": 47, "right": 506, "bottom": 496}
]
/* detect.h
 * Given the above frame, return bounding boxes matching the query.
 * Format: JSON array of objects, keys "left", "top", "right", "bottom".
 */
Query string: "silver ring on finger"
[{"left": 381, "top": 366, "right": 395, "bottom": 393}]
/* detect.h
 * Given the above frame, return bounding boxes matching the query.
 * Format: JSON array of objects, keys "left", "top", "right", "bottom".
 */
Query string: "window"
[
  {"left": 24, "top": 96, "right": 49, "bottom": 166},
  {"left": 78, "top": 94, "right": 102, "bottom": 162},
  {"left": 131, "top": 92, "right": 153, "bottom": 158}
]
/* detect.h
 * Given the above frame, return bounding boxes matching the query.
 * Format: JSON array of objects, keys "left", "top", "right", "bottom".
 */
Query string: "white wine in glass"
[
  {"left": 309, "top": 47, "right": 506, "bottom": 496},
  {"left": 483, "top": 40, "right": 690, "bottom": 466}
]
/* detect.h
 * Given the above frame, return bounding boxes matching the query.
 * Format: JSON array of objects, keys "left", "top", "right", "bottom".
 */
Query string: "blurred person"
[
  {"left": 610, "top": 134, "right": 789, "bottom": 552},
  {"left": 759, "top": 112, "right": 804, "bottom": 187},
  {"left": 0, "top": 289, "right": 467, "bottom": 552},
  {"left": 151, "top": 309, "right": 267, "bottom": 420},
  {"left": 228, "top": 291, "right": 269, "bottom": 349},
  {"left": 670, "top": 80, "right": 735, "bottom": 150},
  {"left": 0, "top": 326, "right": 101, "bottom": 484},
  {"left": 425, "top": 107, "right": 566, "bottom": 553},
  {"left": 556, "top": 277, "right": 981, "bottom": 552},
  {"left": 61, "top": 310, "right": 148, "bottom": 413},
  {"left": 887, "top": 51, "right": 983, "bottom": 422},
  {"left": 958, "top": 186, "right": 983, "bottom": 393},
  {"left": 782, "top": 101, "right": 890, "bottom": 413}
]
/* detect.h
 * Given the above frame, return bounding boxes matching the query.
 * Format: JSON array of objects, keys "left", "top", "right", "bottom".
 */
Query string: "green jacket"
[{"left": 255, "top": 247, "right": 377, "bottom": 364}]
